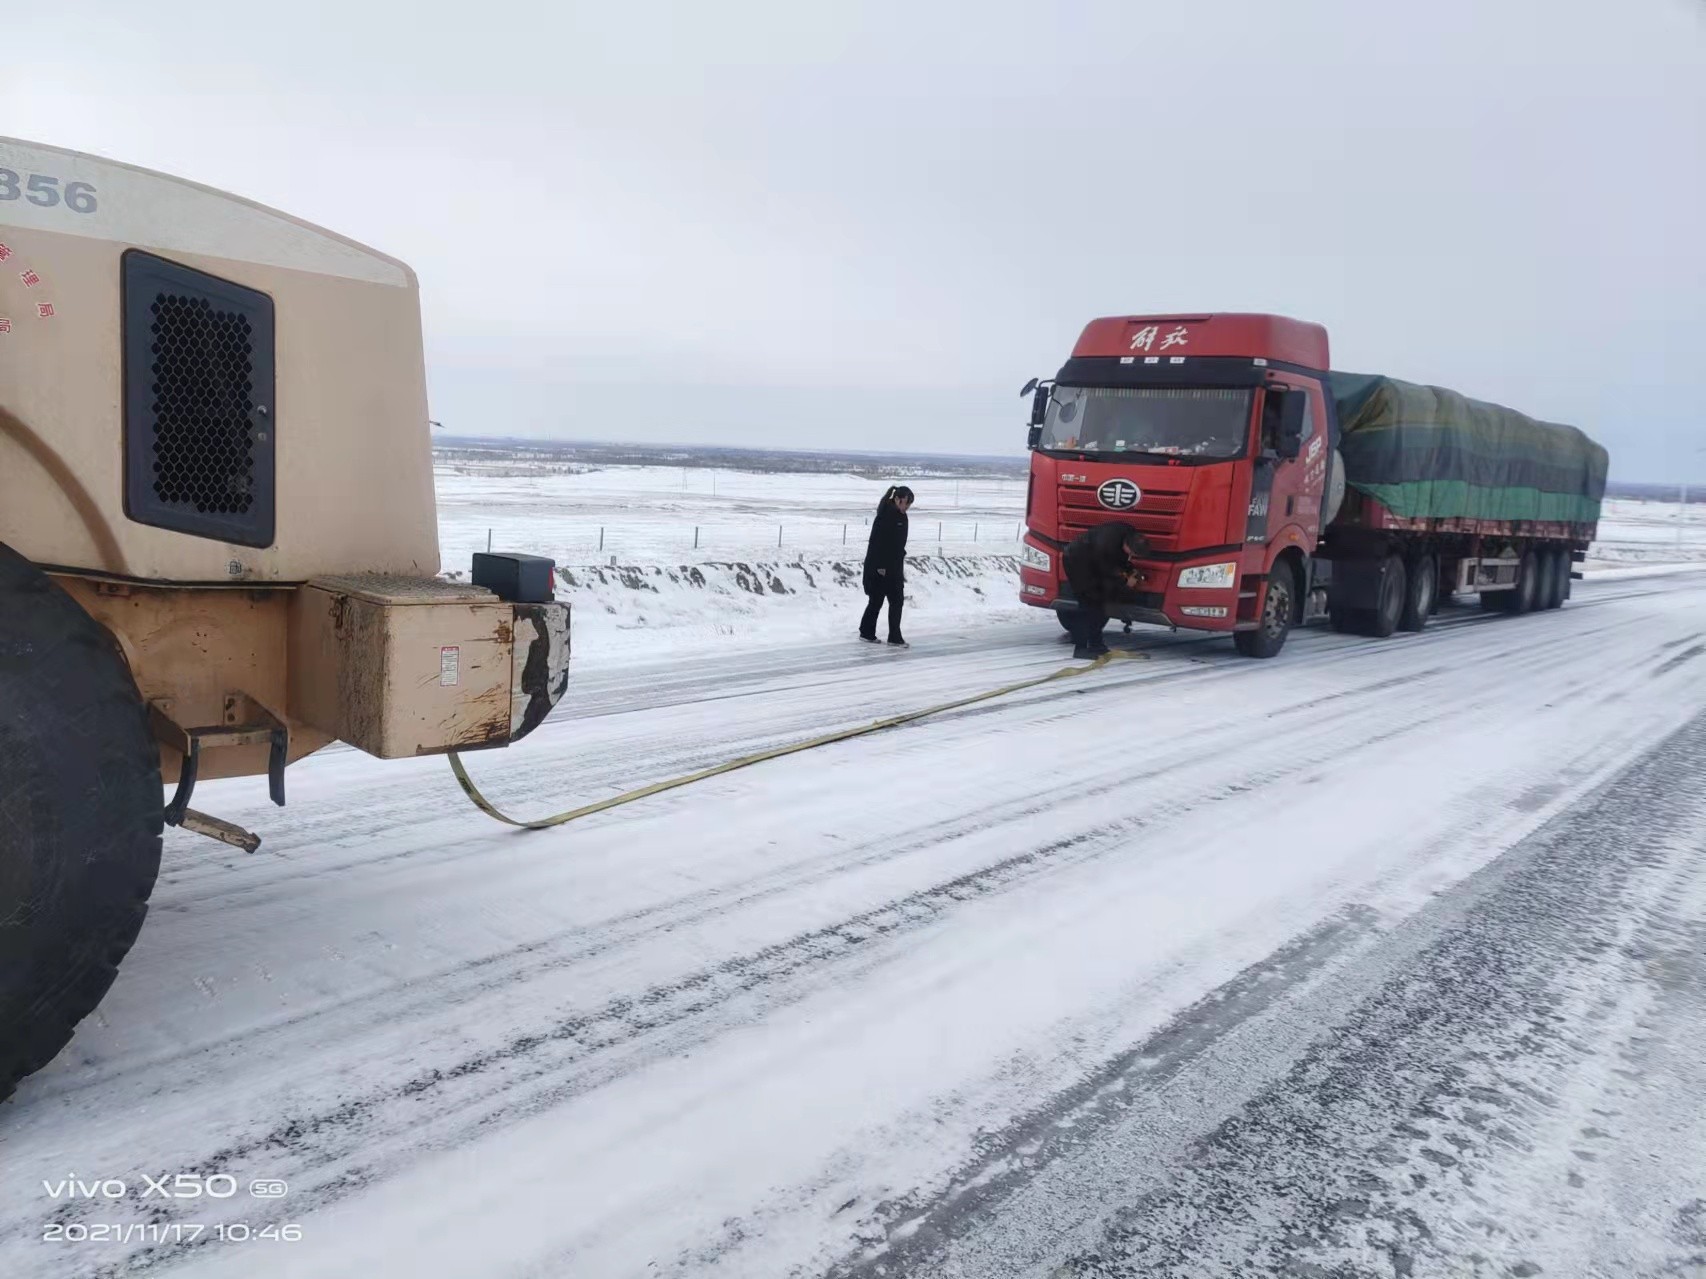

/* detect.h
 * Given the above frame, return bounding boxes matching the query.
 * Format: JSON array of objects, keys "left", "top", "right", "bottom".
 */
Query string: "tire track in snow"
[
  {"left": 839, "top": 710, "right": 1706, "bottom": 1279},
  {"left": 39, "top": 700, "right": 1474, "bottom": 1277}
]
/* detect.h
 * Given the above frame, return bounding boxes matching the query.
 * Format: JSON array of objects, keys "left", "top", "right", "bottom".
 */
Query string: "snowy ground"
[
  {"left": 430, "top": 463, "right": 1706, "bottom": 661},
  {"left": 3, "top": 465, "right": 1706, "bottom": 1279}
]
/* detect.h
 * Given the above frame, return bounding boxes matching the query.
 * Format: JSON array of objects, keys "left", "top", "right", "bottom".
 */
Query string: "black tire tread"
[{"left": 0, "top": 545, "right": 163, "bottom": 1103}]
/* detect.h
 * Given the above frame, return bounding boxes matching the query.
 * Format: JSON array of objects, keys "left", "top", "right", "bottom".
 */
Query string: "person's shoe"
[
  {"left": 1088, "top": 642, "right": 1111, "bottom": 656},
  {"left": 1072, "top": 644, "right": 1094, "bottom": 660},
  {"left": 887, "top": 638, "right": 909, "bottom": 648},
  {"left": 858, "top": 633, "right": 880, "bottom": 643}
]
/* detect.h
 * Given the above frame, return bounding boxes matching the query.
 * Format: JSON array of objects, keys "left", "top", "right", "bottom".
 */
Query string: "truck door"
[{"left": 1247, "top": 381, "right": 1328, "bottom": 548}]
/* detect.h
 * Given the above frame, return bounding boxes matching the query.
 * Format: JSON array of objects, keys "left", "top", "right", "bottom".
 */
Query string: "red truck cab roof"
[{"left": 1071, "top": 313, "right": 1330, "bottom": 371}]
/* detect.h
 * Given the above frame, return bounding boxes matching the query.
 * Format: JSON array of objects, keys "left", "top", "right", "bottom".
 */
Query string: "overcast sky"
[{"left": 6, "top": 0, "right": 1703, "bottom": 479}]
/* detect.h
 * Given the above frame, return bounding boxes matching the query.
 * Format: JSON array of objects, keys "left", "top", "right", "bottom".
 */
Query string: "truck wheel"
[
  {"left": 1234, "top": 561, "right": 1295, "bottom": 659},
  {"left": 0, "top": 545, "right": 164, "bottom": 1103},
  {"left": 1327, "top": 606, "right": 1363, "bottom": 634},
  {"left": 1366, "top": 554, "right": 1408, "bottom": 638},
  {"left": 1398, "top": 555, "right": 1437, "bottom": 632},
  {"left": 1509, "top": 551, "right": 1540, "bottom": 615},
  {"left": 1541, "top": 549, "right": 1567, "bottom": 610}
]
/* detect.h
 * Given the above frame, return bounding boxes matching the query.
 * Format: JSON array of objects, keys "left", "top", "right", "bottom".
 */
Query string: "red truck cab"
[{"left": 1020, "top": 313, "right": 1330, "bottom": 657}]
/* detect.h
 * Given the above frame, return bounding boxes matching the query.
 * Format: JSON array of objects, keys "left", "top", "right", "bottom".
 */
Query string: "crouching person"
[{"left": 1062, "top": 523, "right": 1146, "bottom": 659}]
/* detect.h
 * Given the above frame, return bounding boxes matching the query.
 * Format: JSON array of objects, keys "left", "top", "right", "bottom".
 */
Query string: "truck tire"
[
  {"left": 1365, "top": 554, "right": 1407, "bottom": 638},
  {"left": 1541, "top": 549, "right": 1567, "bottom": 610},
  {"left": 1398, "top": 554, "right": 1437, "bottom": 632},
  {"left": 1327, "top": 606, "right": 1363, "bottom": 635},
  {"left": 1234, "top": 561, "right": 1295, "bottom": 659},
  {"left": 1509, "top": 551, "right": 1540, "bottom": 615},
  {"left": 0, "top": 545, "right": 164, "bottom": 1103}
]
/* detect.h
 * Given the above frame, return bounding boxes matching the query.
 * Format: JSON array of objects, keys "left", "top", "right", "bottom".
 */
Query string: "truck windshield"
[{"left": 1040, "top": 386, "right": 1252, "bottom": 460}]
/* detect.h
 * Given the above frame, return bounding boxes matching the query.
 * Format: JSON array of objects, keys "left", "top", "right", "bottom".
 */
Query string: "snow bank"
[{"left": 447, "top": 552, "right": 1031, "bottom": 663}]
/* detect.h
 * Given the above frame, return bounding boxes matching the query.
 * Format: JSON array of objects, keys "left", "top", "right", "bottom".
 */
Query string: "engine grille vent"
[{"left": 123, "top": 252, "right": 275, "bottom": 547}]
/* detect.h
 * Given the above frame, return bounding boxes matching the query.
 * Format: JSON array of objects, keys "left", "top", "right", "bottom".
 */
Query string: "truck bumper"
[{"left": 1020, "top": 553, "right": 1243, "bottom": 633}]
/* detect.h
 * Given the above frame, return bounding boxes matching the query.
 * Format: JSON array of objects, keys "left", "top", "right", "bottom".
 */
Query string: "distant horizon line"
[{"left": 430, "top": 434, "right": 1693, "bottom": 494}]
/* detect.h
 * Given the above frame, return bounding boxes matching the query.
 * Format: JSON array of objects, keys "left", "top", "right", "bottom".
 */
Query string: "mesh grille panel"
[
  {"left": 148, "top": 295, "right": 256, "bottom": 515},
  {"left": 123, "top": 251, "right": 275, "bottom": 547}
]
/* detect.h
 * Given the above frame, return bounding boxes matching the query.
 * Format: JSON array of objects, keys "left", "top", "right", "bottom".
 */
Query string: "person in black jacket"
[
  {"left": 1062, "top": 522, "right": 1146, "bottom": 659},
  {"left": 859, "top": 485, "right": 915, "bottom": 646}
]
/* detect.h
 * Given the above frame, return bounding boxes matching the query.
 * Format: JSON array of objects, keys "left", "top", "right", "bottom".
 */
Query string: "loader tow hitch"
[{"left": 150, "top": 703, "right": 288, "bottom": 853}]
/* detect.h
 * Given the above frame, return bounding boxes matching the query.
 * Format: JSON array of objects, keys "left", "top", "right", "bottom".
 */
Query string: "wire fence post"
[
  {"left": 486, "top": 528, "right": 492, "bottom": 552},
  {"left": 777, "top": 524, "right": 783, "bottom": 548},
  {"left": 974, "top": 523, "right": 979, "bottom": 542},
  {"left": 938, "top": 521, "right": 943, "bottom": 542},
  {"left": 694, "top": 526, "right": 700, "bottom": 550},
  {"left": 842, "top": 523, "right": 847, "bottom": 545},
  {"left": 598, "top": 526, "right": 605, "bottom": 552}
]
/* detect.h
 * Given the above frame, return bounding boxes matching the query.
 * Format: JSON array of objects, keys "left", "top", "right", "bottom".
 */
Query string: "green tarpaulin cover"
[{"left": 1329, "top": 373, "right": 1608, "bottom": 525}]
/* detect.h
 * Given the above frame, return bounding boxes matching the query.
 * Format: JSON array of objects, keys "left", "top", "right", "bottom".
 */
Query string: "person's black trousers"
[
  {"left": 860, "top": 582, "right": 904, "bottom": 641},
  {"left": 1064, "top": 601, "right": 1108, "bottom": 651}
]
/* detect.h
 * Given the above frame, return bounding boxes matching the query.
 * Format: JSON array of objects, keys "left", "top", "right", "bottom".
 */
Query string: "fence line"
[{"left": 464, "top": 519, "right": 1029, "bottom": 559}]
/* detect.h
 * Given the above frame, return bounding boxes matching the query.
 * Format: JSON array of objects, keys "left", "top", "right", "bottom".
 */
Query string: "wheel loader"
[{"left": 0, "top": 137, "right": 571, "bottom": 1101}]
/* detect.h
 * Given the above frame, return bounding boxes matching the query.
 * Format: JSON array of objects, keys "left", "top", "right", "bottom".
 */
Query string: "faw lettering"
[{"left": 1131, "top": 324, "right": 1190, "bottom": 352}]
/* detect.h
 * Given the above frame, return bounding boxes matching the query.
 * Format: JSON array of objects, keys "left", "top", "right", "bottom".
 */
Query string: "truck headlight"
[
  {"left": 1177, "top": 561, "right": 1238, "bottom": 590},
  {"left": 1021, "top": 542, "right": 1051, "bottom": 572}
]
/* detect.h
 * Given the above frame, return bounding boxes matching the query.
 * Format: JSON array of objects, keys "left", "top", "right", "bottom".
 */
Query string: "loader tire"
[{"left": 0, "top": 544, "right": 163, "bottom": 1103}]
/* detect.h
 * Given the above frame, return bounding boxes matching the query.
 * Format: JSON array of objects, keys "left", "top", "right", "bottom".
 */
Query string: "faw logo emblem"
[{"left": 1097, "top": 479, "right": 1141, "bottom": 510}]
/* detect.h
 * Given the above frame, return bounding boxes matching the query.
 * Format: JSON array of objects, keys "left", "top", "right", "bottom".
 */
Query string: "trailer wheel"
[
  {"left": 1509, "top": 551, "right": 1540, "bottom": 615},
  {"left": 0, "top": 545, "right": 163, "bottom": 1103},
  {"left": 1365, "top": 554, "right": 1407, "bottom": 638},
  {"left": 1398, "top": 555, "right": 1437, "bottom": 632},
  {"left": 1541, "top": 549, "right": 1567, "bottom": 610},
  {"left": 1234, "top": 561, "right": 1295, "bottom": 659}
]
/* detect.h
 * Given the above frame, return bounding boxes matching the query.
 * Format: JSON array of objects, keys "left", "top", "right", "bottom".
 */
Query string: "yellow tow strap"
[{"left": 448, "top": 648, "right": 1146, "bottom": 830}]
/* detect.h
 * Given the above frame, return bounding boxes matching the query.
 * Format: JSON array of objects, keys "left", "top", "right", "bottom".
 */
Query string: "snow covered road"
[{"left": 4, "top": 569, "right": 1706, "bottom": 1278}]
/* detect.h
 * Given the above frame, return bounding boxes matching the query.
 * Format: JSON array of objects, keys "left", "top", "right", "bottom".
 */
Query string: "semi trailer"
[
  {"left": 0, "top": 137, "right": 572, "bottom": 1100},
  {"left": 1018, "top": 313, "right": 1609, "bottom": 658}
]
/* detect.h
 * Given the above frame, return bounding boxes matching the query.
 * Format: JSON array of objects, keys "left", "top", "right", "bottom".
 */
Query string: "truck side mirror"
[
  {"left": 1271, "top": 389, "right": 1308, "bottom": 460},
  {"left": 1028, "top": 382, "right": 1052, "bottom": 428}
]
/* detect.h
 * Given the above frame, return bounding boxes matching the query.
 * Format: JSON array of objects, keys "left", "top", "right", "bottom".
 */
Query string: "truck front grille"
[{"left": 1057, "top": 482, "right": 1189, "bottom": 552}]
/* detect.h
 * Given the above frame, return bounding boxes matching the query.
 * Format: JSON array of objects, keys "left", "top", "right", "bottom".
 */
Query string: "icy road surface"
[{"left": 4, "top": 571, "right": 1706, "bottom": 1279}]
